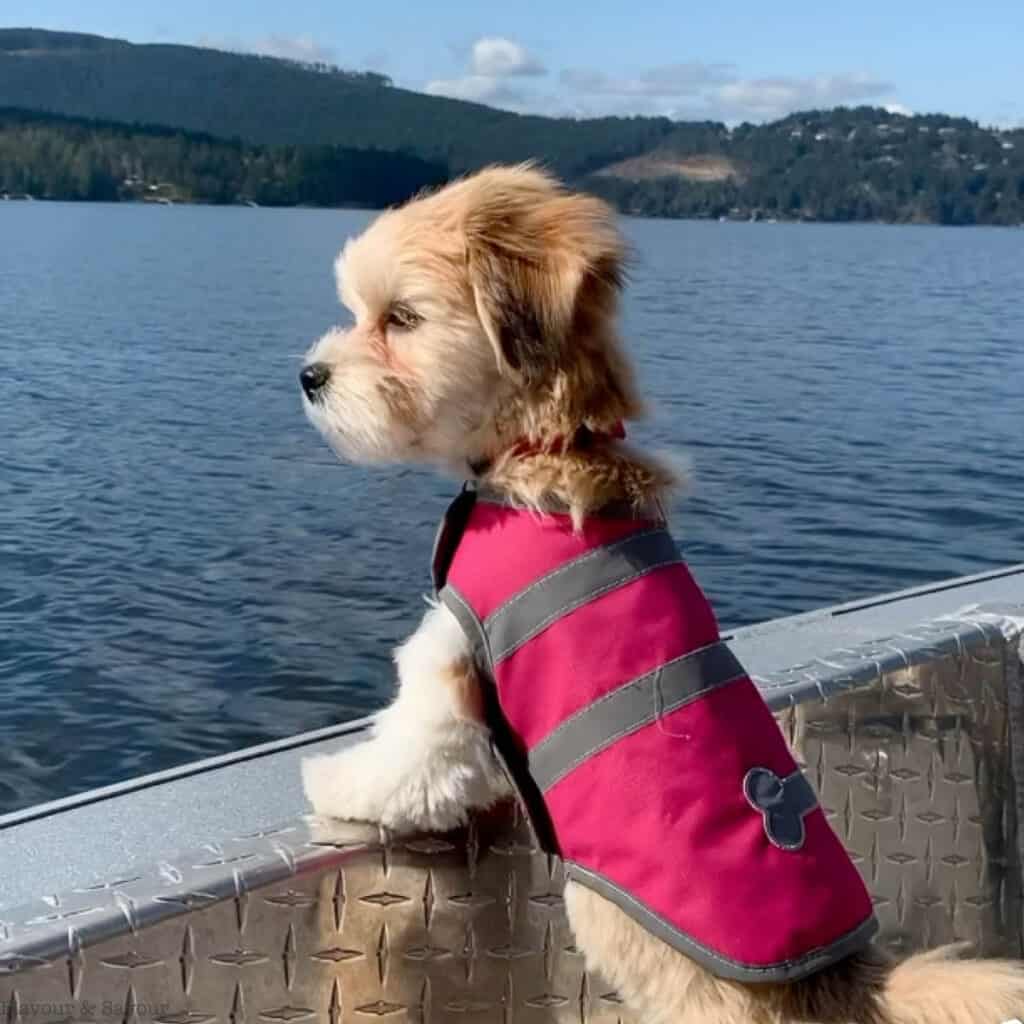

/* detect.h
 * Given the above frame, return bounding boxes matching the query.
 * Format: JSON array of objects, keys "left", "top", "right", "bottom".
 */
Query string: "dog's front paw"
[
  {"left": 302, "top": 747, "right": 383, "bottom": 823},
  {"left": 301, "top": 743, "right": 474, "bottom": 835}
]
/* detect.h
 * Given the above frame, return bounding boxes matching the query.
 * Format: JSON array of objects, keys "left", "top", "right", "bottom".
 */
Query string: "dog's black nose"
[{"left": 300, "top": 362, "right": 331, "bottom": 399}]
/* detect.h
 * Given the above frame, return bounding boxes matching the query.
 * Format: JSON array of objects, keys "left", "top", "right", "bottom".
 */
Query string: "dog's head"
[{"left": 300, "top": 164, "right": 641, "bottom": 472}]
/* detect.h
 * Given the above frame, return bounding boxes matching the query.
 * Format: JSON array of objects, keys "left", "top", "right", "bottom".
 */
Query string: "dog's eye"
[{"left": 385, "top": 304, "right": 422, "bottom": 331}]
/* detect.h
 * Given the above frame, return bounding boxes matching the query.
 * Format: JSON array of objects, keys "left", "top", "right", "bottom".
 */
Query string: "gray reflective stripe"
[
  {"left": 563, "top": 861, "right": 879, "bottom": 983},
  {"left": 485, "top": 528, "right": 683, "bottom": 665},
  {"left": 439, "top": 583, "right": 563, "bottom": 855},
  {"left": 438, "top": 585, "right": 490, "bottom": 672},
  {"left": 529, "top": 642, "right": 746, "bottom": 792}
]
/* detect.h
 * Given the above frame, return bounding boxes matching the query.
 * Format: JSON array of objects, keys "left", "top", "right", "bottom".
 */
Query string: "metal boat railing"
[{"left": 1, "top": 582, "right": 1022, "bottom": 1023}]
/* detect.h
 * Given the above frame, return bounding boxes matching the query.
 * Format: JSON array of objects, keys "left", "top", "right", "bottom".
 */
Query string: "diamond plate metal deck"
[{"left": 1, "top": 602, "right": 1022, "bottom": 1023}]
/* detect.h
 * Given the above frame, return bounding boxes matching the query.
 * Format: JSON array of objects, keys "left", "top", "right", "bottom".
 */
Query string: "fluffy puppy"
[{"left": 298, "top": 164, "right": 1024, "bottom": 1024}]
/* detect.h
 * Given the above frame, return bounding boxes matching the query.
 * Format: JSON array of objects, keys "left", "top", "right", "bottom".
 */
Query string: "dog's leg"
[{"left": 302, "top": 601, "right": 510, "bottom": 832}]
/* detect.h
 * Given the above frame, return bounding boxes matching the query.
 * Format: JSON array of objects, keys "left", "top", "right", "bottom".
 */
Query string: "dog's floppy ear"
[{"left": 464, "top": 168, "right": 624, "bottom": 382}]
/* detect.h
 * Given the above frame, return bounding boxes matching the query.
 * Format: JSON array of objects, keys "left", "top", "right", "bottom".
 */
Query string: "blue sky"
[{"left": 7, "top": 1, "right": 1023, "bottom": 127}]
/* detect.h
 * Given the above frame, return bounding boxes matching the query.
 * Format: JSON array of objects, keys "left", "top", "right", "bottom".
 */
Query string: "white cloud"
[
  {"left": 258, "top": 33, "right": 337, "bottom": 64},
  {"left": 197, "top": 33, "right": 337, "bottom": 65},
  {"left": 427, "top": 36, "right": 546, "bottom": 111},
  {"left": 561, "top": 63, "right": 736, "bottom": 98},
  {"left": 555, "top": 67, "right": 895, "bottom": 123},
  {"left": 425, "top": 75, "right": 529, "bottom": 107},
  {"left": 708, "top": 73, "right": 893, "bottom": 122},
  {"left": 470, "top": 37, "right": 545, "bottom": 77},
  {"left": 423, "top": 38, "right": 897, "bottom": 125},
  {"left": 884, "top": 102, "right": 913, "bottom": 117}
]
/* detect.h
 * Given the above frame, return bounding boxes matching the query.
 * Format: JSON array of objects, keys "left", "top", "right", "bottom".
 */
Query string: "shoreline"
[{"left": 3, "top": 194, "right": 1022, "bottom": 229}]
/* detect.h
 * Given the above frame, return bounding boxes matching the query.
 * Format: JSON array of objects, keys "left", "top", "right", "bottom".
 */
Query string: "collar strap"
[
  {"left": 474, "top": 484, "right": 657, "bottom": 521},
  {"left": 506, "top": 421, "right": 626, "bottom": 460},
  {"left": 468, "top": 421, "right": 626, "bottom": 478}
]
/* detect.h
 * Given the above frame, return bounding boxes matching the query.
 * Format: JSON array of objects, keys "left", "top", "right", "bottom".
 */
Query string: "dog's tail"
[{"left": 881, "top": 945, "right": 1024, "bottom": 1024}]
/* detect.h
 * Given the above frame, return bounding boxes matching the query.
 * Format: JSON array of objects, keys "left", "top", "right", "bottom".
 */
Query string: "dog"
[{"left": 298, "top": 164, "right": 1024, "bottom": 1024}]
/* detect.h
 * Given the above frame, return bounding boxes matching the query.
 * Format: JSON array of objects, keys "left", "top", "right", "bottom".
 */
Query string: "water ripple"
[{"left": 1, "top": 204, "right": 1022, "bottom": 813}]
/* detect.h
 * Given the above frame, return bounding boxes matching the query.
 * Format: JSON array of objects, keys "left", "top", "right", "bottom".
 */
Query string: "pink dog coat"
[{"left": 433, "top": 487, "right": 877, "bottom": 983}]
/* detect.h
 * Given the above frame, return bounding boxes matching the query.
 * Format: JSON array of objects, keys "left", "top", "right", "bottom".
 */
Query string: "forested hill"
[
  {"left": 1, "top": 29, "right": 1022, "bottom": 225},
  {"left": 592, "top": 109, "right": 1024, "bottom": 225},
  {"left": 0, "top": 108, "right": 448, "bottom": 207},
  {"left": 0, "top": 28, "right": 673, "bottom": 177}
]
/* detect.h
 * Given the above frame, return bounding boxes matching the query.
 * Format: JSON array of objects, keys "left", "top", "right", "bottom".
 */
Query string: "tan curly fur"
[{"left": 303, "top": 162, "right": 675, "bottom": 522}]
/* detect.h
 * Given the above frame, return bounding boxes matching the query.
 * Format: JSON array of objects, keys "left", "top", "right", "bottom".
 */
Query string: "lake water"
[{"left": 1, "top": 202, "right": 1022, "bottom": 815}]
